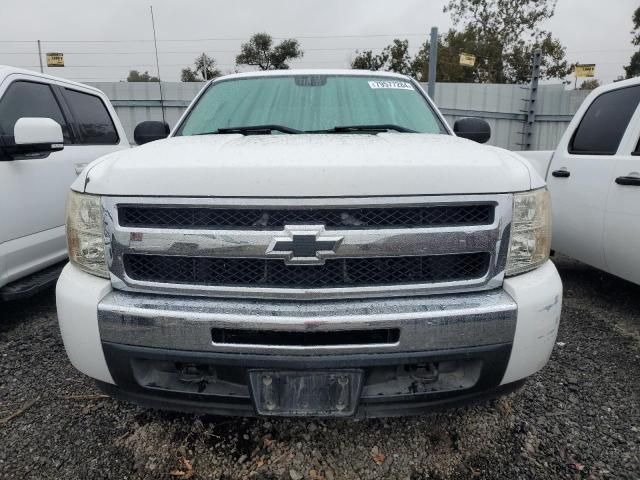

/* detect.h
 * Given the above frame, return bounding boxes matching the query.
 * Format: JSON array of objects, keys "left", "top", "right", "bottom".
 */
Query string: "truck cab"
[
  {"left": 0, "top": 66, "right": 128, "bottom": 300},
  {"left": 522, "top": 78, "right": 640, "bottom": 285}
]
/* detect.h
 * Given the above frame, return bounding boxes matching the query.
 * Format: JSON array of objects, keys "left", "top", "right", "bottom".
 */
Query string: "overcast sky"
[{"left": 0, "top": 0, "right": 636, "bottom": 86}]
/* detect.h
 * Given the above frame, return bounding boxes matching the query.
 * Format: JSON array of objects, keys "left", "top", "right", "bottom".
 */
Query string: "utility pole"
[
  {"left": 521, "top": 48, "right": 542, "bottom": 151},
  {"left": 427, "top": 27, "right": 438, "bottom": 99},
  {"left": 150, "top": 5, "right": 166, "bottom": 124},
  {"left": 37, "top": 40, "right": 43, "bottom": 73}
]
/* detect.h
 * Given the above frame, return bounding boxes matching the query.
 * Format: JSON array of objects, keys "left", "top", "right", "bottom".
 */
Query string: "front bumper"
[
  {"left": 97, "top": 344, "right": 523, "bottom": 418},
  {"left": 56, "top": 261, "right": 562, "bottom": 417}
]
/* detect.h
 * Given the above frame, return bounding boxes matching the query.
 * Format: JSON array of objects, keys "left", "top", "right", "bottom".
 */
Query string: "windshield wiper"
[
  {"left": 195, "top": 124, "right": 415, "bottom": 135},
  {"left": 196, "top": 125, "right": 303, "bottom": 135},
  {"left": 308, "top": 124, "right": 417, "bottom": 134}
]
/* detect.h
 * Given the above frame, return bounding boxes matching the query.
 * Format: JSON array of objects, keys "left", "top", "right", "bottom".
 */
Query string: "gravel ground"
[{"left": 0, "top": 256, "right": 639, "bottom": 480}]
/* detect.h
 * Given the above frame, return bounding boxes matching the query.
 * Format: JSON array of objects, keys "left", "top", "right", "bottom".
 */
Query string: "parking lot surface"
[{"left": 0, "top": 256, "right": 639, "bottom": 480}]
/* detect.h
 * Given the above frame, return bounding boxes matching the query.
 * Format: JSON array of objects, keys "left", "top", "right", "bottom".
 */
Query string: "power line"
[
  {"left": 11, "top": 59, "right": 353, "bottom": 69},
  {"left": 0, "top": 33, "right": 430, "bottom": 44},
  {"left": 0, "top": 37, "right": 636, "bottom": 58},
  {"left": 0, "top": 39, "right": 151, "bottom": 43},
  {"left": 1, "top": 35, "right": 630, "bottom": 83},
  {"left": 0, "top": 47, "right": 408, "bottom": 55},
  {"left": 2, "top": 47, "right": 636, "bottom": 57},
  {"left": 566, "top": 48, "right": 636, "bottom": 54}
]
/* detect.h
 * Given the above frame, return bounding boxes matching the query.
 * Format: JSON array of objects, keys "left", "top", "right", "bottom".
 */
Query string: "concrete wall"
[{"left": 88, "top": 81, "right": 590, "bottom": 150}]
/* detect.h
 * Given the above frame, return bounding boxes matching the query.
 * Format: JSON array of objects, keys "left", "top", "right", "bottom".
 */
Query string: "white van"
[{"left": 0, "top": 66, "right": 128, "bottom": 301}]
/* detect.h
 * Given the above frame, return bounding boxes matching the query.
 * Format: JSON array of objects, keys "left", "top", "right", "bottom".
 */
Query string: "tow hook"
[
  {"left": 177, "top": 363, "right": 217, "bottom": 392},
  {"left": 407, "top": 363, "right": 439, "bottom": 383}
]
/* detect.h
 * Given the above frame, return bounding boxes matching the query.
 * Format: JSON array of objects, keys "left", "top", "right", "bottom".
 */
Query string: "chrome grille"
[
  {"left": 103, "top": 195, "right": 512, "bottom": 300},
  {"left": 123, "top": 253, "right": 490, "bottom": 288},
  {"left": 118, "top": 204, "right": 494, "bottom": 230}
]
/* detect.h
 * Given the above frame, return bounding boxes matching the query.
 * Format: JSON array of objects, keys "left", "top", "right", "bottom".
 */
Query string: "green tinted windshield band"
[{"left": 176, "top": 75, "right": 447, "bottom": 136}]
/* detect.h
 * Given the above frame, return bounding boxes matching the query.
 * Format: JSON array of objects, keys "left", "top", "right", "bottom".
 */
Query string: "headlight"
[
  {"left": 66, "top": 191, "right": 108, "bottom": 278},
  {"left": 505, "top": 188, "right": 551, "bottom": 276}
]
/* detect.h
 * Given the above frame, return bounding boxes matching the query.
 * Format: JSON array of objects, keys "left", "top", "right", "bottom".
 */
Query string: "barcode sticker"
[{"left": 368, "top": 80, "right": 414, "bottom": 90}]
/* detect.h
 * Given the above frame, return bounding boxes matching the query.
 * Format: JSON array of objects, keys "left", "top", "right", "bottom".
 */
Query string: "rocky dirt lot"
[{"left": 0, "top": 256, "right": 639, "bottom": 480}]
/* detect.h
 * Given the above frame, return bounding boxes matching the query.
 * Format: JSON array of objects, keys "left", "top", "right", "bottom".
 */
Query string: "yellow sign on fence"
[
  {"left": 46, "top": 52, "right": 64, "bottom": 67},
  {"left": 575, "top": 64, "right": 596, "bottom": 78},
  {"left": 459, "top": 53, "right": 476, "bottom": 67}
]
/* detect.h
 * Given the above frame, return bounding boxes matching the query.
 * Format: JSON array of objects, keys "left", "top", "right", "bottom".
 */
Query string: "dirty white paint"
[
  {"left": 56, "top": 263, "right": 115, "bottom": 384},
  {"left": 80, "top": 133, "right": 538, "bottom": 197},
  {"left": 500, "top": 260, "right": 563, "bottom": 385}
]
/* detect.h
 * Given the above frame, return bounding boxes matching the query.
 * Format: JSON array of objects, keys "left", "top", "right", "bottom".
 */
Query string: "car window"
[
  {"left": 64, "top": 88, "right": 119, "bottom": 144},
  {"left": 570, "top": 85, "right": 640, "bottom": 155},
  {"left": 0, "top": 80, "right": 72, "bottom": 143}
]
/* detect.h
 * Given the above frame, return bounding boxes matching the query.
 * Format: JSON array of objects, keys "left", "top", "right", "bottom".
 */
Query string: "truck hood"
[{"left": 81, "top": 133, "right": 537, "bottom": 197}]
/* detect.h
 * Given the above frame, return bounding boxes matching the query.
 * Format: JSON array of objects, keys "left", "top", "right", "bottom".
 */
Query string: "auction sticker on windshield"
[{"left": 368, "top": 80, "right": 414, "bottom": 90}]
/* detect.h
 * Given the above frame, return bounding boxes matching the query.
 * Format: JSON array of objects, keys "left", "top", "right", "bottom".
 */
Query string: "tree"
[
  {"left": 236, "top": 33, "right": 303, "bottom": 70},
  {"left": 409, "top": 30, "right": 482, "bottom": 83},
  {"left": 504, "top": 33, "right": 572, "bottom": 83},
  {"left": 442, "top": 0, "right": 572, "bottom": 83},
  {"left": 625, "top": 7, "right": 640, "bottom": 78},
  {"left": 351, "top": 39, "right": 412, "bottom": 75},
  {"left": 580, "top": 79, "right": 601, "bottom": 90},
  {"left": 351, "top": 34, "right": 479, "bottom": 83},
  {"left": 126, "top": 70, "right": 159, "bottom": 82},
  {"left": 383, "top": 39, "right": 413, "bottom": 75},
  {"left": 194, "top": 53, "right": 221, "bottom": 80},
  {"left": 351, "top": 50, "right": 384, "bottom": 71},
  {"left": 180, "top": 68, "right": 200, "bottom": 82},
  {"left": 633, "top": 6, "right": 640, "bottom": 45},
  {"left": 625, "top": 52, "right": 640, "bottom": 79},
  {"left": 180, "top": 53, "right": 221, "bottom": 82}
]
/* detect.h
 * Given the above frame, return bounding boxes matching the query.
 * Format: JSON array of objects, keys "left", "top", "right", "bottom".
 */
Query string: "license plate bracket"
[{"left": 249, "top": 370, "right": 363, "bottom": 417}]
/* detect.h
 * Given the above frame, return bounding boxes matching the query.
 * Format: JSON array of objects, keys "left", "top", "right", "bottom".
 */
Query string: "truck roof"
[
  {"left": 586, "top": 75, "right": 640, "bottom": 96},
  {"left": 0, "top": 65, "right": 105, "bottom": 95},
  {"left": 214, "top": 69, "right": 413, "bottom": 82}
]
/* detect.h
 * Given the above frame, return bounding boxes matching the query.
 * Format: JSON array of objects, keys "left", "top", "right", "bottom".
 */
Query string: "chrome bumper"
[{"left": 98, "top": 289, "right": 517, "bottom": 356}]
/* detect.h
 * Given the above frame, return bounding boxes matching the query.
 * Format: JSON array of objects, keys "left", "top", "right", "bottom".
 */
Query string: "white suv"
[{"left": 0, "top": 66, "right": 128, "bottom": 301}]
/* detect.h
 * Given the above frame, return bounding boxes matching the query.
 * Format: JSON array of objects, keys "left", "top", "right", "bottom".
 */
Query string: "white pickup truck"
[
  {"left": 56, "top": 70, "right": 562, "bottom": 418},
  {"left": 0, "top": 66, "right": 128, "bottom": 301},
  {"left": 521, "top": 77, "right": 640, "bottom": 286}
]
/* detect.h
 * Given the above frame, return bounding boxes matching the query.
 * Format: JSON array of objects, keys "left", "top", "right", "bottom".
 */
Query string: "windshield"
[{"left": 175, "top": 75, "right": 448, "bottom": 135}]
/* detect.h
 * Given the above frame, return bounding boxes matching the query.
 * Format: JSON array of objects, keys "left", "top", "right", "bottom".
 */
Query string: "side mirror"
[
  {"left": 134, "top": 121, "right": 170, "bottom": 145},
  {"left": 453, "top": 118, "right": 491, "bottom": 144},
  {"left": 7, "top": 117, "right": 64, "bottom": 158}
]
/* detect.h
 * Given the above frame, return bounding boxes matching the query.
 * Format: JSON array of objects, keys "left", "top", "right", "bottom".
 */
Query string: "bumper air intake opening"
[{"left": 211, "top": 328, "right": 401, "bottom": 347}]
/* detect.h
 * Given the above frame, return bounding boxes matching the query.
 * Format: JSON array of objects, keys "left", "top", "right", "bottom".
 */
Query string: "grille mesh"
[
  {"left": 123, "top": 253, "right": 490, "bottom": 288},
  {"left": 118, "top": 204, "right": 494, "bottom": 230}
]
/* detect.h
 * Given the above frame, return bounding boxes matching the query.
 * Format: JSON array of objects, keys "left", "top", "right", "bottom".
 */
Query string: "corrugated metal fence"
[
  {"left": 430, "top": 83, "right": 589, "bottom": 150},
  {"left": 88, "top": 81, "right": 590, "bottom": 150}
]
